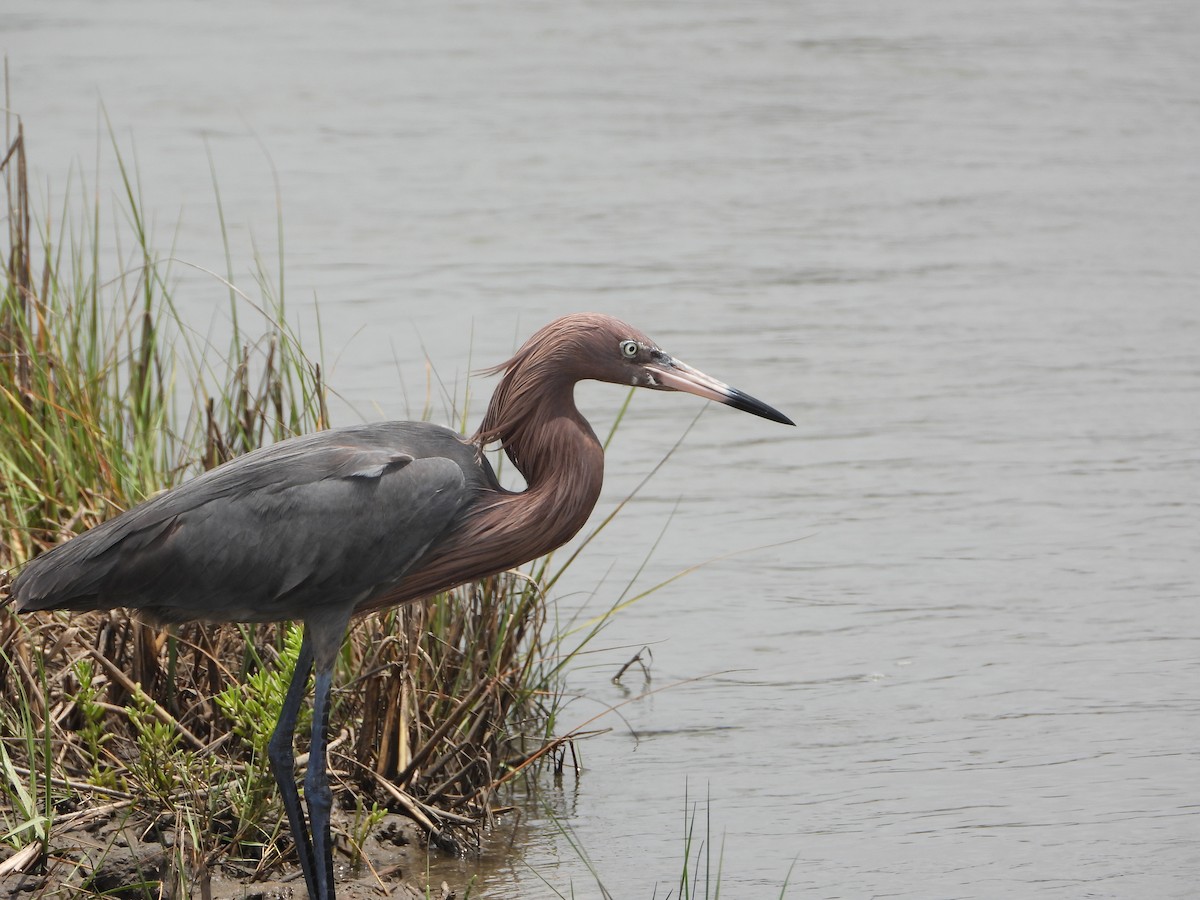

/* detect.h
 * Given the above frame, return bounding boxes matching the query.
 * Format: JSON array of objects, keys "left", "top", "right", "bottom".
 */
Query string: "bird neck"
[
  {"left": 453, "top": 369, "right": 604, "bottom": 587},
  {"left": 361, "top": 378, "right": 605, "bottom": 616},
  {"left": 484, "top": 381, "right": 605, "bottom": 554}
]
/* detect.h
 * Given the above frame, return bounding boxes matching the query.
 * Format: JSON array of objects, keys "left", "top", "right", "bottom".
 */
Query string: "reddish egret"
[{"left": 10, "top": 313, "right": 793, "bottom": 899}]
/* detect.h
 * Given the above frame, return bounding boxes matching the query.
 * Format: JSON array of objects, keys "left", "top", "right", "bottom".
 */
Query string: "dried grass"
[{"left": 0, "top": 114, "right": 577, "bottom": 891}]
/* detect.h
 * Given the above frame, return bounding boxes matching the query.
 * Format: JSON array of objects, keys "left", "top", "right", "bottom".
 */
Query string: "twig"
[
  {"left": 6, "top": 763, "right": 134, "bottom": 799},
  {"left": 85, "top": 646, "right": 207, "bottom": 752},
  {"left": 612, "top": 646, "right": 652, "bottom": 685},
  {"left": 394, "top": 676, "right": 494, "bottom": 786}
]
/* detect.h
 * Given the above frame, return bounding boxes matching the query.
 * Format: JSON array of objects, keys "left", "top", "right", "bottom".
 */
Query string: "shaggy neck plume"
[{"left": 360, "top": 321, "right": 607, "bottom": 613}]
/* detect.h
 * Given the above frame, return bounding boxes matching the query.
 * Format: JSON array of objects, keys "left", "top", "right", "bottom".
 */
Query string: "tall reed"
[{"left": 0, "top": 116, "right": 612, "bottom": 895}]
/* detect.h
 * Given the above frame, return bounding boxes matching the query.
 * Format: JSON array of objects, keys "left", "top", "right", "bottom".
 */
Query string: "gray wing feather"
[{"left": 12, "top": 426, "right": 476, "bottom": 624}]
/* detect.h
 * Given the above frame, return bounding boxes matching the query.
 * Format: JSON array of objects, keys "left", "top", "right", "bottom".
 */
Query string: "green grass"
[
  {"left": 0, "top": 98, "right": 800, "bottom": 897},
  {"left": 0, "top": 111, "right": 649, "bottom": 896}
]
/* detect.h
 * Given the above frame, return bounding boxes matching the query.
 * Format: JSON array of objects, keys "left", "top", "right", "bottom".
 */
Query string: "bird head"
[
  {"left": 599, "top": 322, "right": 795, "bottom": 426},
  {"left": 476, "top": 313, "right": 794, "bottom": 455}
]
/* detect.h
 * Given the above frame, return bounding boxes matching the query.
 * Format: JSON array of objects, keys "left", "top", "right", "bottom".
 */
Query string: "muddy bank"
[{"left": 0, "top": 813, "right": 460, "bottom": 899}]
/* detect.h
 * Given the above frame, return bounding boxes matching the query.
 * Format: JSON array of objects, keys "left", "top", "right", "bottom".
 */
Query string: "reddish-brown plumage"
[{"left": 357, "top": 315, "right": 623, "bottom": 613}]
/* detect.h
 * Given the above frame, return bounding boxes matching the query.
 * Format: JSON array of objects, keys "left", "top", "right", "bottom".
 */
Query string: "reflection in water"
[
  {"left": 8, "top": 0, "right": 1199, "bottom": 895},
  {"left": 426, "top": 775, "right": 587, "bottom": 891}
]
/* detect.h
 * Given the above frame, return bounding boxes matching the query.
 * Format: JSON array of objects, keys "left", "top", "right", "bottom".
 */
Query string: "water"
[{"left": 5, "top": 1, "right": 1199, "bottom": 896}]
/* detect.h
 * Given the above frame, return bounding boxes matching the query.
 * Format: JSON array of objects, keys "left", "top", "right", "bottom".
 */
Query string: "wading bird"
[{"left": 10, "top": 313, "right": 793, "bottom": 900}]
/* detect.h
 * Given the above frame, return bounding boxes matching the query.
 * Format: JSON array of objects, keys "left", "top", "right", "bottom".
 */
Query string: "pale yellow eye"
[{"left": 620, "top": 340, "right": 639, "bottom": 358}]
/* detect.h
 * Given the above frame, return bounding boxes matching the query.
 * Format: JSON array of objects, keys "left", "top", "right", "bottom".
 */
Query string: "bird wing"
[{"left": 12, "top": 428, "right": 478, "bottom": 624}]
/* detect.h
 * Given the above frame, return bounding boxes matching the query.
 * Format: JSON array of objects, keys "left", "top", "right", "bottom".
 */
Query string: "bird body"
[
  {"left": 13, "top": 422, "right": 494, "bottom": 625},
  {"left": 9, "top": 313, "right": 793, "bottom": 900}
]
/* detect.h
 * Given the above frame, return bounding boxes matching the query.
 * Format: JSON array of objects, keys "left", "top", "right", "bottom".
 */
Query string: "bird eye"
[{"left": 620, "top": 340, "right": 639, "bottom": 359}]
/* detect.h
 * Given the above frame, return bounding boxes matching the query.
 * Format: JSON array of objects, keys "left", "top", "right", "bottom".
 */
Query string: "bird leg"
[
  {"left": 268, "top": 629, "right": 318, "bottom": 897},
  {"left": 299, "top": 607, "right": 353, "bottom": 899},
  {"left": 307, "top": 665, "right": 337, "bottom": 897}
]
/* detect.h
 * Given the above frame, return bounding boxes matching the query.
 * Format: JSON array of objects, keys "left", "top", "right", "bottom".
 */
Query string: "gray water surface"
[{"left": 5, "top": 1, "right": 1198, "bottom": 896}]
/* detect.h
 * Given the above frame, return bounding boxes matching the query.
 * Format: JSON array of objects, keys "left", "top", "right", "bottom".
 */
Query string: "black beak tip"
[
  {"left": 727, "top": 389, "right": 795, "bottom": 426},
  {"left": 762, "top": 407, "right": 797, "bottom": 427}
]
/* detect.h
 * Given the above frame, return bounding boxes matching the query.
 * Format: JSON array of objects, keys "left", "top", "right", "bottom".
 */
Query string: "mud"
[{"left": 0, "top": 813, "right": 458, "bottom": 899}]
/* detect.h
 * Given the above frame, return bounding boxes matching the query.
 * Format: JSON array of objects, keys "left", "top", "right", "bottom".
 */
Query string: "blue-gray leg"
[
  {"left": 267, "top": 629, "right": 319, "bottom": 897},
  {"left": 307, "top": 666, "right": 337, "bottom": 897},
  {"left": 287, "top": 606, "right": 352, "bottom": 900}
]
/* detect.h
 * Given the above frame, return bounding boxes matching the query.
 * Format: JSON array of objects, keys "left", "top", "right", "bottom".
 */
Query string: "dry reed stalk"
[
  {"left": 1, "top": 117, "right": 571, "bottom": 884},
  {"left": 0, "top": 567, "right": 563, "bottom": 860}
]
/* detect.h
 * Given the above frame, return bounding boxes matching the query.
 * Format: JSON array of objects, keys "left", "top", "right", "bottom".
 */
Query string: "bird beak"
[{"left": 648, "top": 356, "right": 795, "bottom": 426}]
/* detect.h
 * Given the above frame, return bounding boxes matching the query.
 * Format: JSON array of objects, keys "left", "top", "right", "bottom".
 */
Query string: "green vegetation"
[
  {"left": 0, "top": 103, "right": 786, "bottom": 900},
  {"left": 0, "top": 115, "right": 627, "bottom": 897}
]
